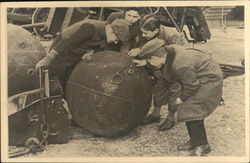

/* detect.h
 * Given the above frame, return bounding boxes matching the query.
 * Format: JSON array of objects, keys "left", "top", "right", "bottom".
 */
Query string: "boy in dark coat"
[
  {"left": 36, "top": 19, "right": 130, "bottom": 89},
  {"left": 133, "top": 38, "right": 223, "bottom": 156},
  {"left": 129, "top": 17, "right": 186, "bottom": 129}
]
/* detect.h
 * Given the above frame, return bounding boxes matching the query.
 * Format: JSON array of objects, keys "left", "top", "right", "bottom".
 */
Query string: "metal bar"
[
  {"left": 44, "top": 8, "right": 56, "bottom": 33},
  {"left": 99, "top": 7, "right": 105, "bottom": 21},
  {"left": 183, "top": 30, "right": 195, "bottom": 43},
  {"left": 13, "top": 95, "right": 61, "bottom": 111},
  {"left": 39, "top": 68, "right": 46, "bottom": 124},
  {"left": 8, "top": 88, "right": 41, "bottom": 101},
  {"left": 20, "top": 22, "right": 45, "bottom": 28},
  {"left": 44, "top": 69, "right": 50, "bottom": 97},
  {"left": 179, "top": 8, "right": 187, "bottom": 32},
  {"left": 163, "top": 7, "right": 181, "bottom": 33},
  {"left": 61, "top": 8, "right": 74, "bottom": 31}
]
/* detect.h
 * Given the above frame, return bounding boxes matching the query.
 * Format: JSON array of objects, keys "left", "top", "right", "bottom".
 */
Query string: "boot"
[
  {"left": 177, "top": 140, "right": 194, "bottom": 151},
  {"left": 141, "top": 114, "right": 161, "bottom": 125},
  {"left": 189, "top": 144, "right": 211, "bottom": 156},
  {"left": 159, "top": 111, "right": 175, "bottom": 131}
]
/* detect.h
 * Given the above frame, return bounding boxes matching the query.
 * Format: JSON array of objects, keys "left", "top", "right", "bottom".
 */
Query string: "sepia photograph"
[{"left": 1, "top": 1, "right": 249, "bottom": 162}]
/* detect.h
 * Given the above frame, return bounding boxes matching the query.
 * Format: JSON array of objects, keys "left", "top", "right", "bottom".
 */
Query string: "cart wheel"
[
  {"left": 144, "top": 7, "right": 160, "bottom": 15},
  {"left": 32, "top": 8, "right": 50, "bottom": 38},
  {"left": 8, "top": 8, "right": 16, "bottom": 24},
  {"left": 9, "top": 8, "right": 35, "bottom": 25}
]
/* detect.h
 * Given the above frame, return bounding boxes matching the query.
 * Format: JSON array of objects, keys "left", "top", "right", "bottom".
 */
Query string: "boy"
[
  {"left": 106, "top": 8, "right": 142, "bottom": 53},
  {"left": 129, "top": 17, "right": 186, "bottom": 130},
  {"left": 36, "top": 19, "right": 130, "bottom": 89},
  {"left": 133, "top": 38, "right": 223, "bottom": 156}
]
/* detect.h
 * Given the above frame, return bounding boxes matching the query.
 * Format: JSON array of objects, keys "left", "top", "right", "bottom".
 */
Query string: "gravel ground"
[{"left": 19, "top": 27, "right": 246, "bottom": 158}]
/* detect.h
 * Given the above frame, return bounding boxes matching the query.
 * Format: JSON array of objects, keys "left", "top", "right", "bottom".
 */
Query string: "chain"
[
  {"left": 9, "top": 123, "right": 50, "bottom": 158},
  {"left": 39, "top": 123, "right": 49, "bottom": 151},
  {"left": 9, "top": 146, "right": 31, "bottom": 158}
]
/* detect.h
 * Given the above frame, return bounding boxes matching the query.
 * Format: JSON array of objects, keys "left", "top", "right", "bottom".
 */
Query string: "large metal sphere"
[
  {"left": 65, "top": 51, "right": 152, "bottom": 137},
  {"left": 7, "top": 24, "right": 46, "bottom": 96}
]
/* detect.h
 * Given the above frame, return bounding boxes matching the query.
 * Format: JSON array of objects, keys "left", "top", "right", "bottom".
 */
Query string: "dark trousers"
[{"left": 186, "top": 120, "right": 208, "bottom": 147}]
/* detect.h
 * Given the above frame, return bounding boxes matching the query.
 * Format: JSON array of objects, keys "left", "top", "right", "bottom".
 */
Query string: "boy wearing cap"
[
  {"left": 36, "top": 19, "right": 130, "bottom": 89},
  {"left": 129, "top": 17, "right": 186, "bottom": 130},
  {"left": 133, "top": 38, "right": 223, "bottom": 156},
  {"left": 132, "top": 38, "right": 179, "bottom": 130}
]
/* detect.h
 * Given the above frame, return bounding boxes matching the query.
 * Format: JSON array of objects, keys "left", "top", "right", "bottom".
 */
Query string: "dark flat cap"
[{"left": 111, "top": 19, "right": 131, "bottom": 42}]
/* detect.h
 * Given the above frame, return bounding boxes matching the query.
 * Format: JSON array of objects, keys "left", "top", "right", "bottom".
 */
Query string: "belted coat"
[{"left": 163, "top": 45, "right": 223, "bottom": 122}]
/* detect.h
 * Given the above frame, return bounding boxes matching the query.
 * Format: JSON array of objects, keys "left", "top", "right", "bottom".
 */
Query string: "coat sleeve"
[
  {"left": 176, "top": 66, "right": 200, "bottom": 101},
  {"left": 53, "top": 23, "right": 96, "bottom": 54}
]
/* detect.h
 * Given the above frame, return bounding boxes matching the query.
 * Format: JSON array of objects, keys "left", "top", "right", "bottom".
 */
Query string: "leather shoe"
[
  {"left": 159, "top": 118, "right": 175, "bottom": 131},
  {"left": 190, "top": 144, "right": 211, "bottom": 156},
  {"left": 141, "top": 114, "right": 161, "bottom": 125},
  {"left": 177, "top": 140, "right": 194, "bottom": 151}
]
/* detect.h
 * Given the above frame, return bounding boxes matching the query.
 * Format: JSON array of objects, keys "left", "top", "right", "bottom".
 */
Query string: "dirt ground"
[{"left": 20, "top": 27, "right": 246, "bottom": 158}]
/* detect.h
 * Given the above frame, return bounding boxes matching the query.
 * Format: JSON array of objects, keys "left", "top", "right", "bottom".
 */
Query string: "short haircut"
[
  {"left": 141, "top": 17, "right": 160, "bottom": 32},
  {"left": 124, "top": 7, "right": 143, "bottom": 15}
]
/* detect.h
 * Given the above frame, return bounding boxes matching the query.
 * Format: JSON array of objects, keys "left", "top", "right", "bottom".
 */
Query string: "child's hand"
[
  {"left": 82, "top": 50, "right": 94, "bottom": 62},
  {"left": 128, "top": 48, "right": 141, "bottom": 57},
  {"left": 176, "top": 97, "right": 183, "bottom": 104},
  {"left": 132, "top": 59, "right": 147, "bottom": 67}
]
